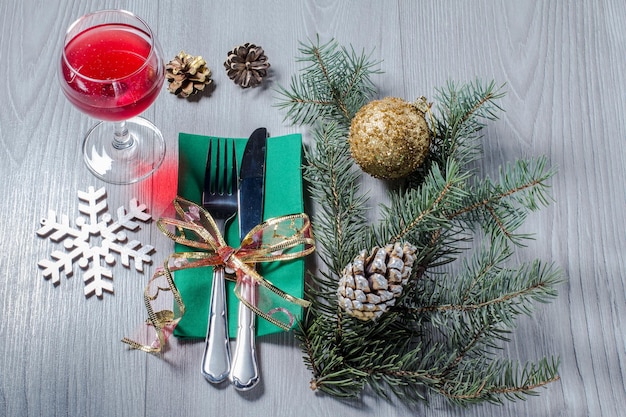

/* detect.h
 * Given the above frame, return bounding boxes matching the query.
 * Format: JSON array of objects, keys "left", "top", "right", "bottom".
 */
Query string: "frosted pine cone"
[{"left": 337, "top": 242, "right": 417, "bottom": 321}]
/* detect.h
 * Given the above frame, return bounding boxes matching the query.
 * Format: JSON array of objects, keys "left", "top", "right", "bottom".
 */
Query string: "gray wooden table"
[{"left": 1, "top": 0, "right": 625, "bottom": 416}]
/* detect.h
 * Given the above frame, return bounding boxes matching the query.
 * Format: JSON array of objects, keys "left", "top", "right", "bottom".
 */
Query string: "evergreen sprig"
[
  {"left": 302, "top": 121, "right": 369, "bottom": 275},
  {"left": 276, "top": 36, "right": 381, "bottom": 126},
  {"left": 277, "top": 37, "right": 563, "bottom": 406}
]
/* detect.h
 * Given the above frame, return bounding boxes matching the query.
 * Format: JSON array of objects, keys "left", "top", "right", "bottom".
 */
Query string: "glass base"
[{"left": 82, "top": 117, "right": 165, "bottom": 185}]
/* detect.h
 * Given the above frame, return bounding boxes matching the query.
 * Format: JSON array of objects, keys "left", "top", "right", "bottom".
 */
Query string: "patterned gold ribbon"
[{"left": 123, "top": 197, "right": 315, "bottom": 353}]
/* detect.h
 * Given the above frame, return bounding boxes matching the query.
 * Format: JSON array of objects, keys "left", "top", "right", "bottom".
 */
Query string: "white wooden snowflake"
[{"left": 37, "top": 186, "right": 155, "bottom": 298}]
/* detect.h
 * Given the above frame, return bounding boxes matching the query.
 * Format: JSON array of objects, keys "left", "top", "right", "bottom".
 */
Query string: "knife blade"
[
  {"left": 238, "top": 127, "right": 267, "bottom": 239},
  {"left": 229, "top": 127, "right": 267, "bottom": 390}
]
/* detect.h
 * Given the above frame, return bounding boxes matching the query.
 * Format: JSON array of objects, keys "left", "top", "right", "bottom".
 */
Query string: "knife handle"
[
  {"left": 229, "top": 276, "right": 260, "bottom": 390},
  {"left": 201, "top": 266, "right": 231, "bottom": 383}
]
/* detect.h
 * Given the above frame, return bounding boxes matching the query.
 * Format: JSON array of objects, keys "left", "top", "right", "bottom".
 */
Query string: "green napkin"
[{"left": 173, "top": 132, "right": 305, "bottom": 339}]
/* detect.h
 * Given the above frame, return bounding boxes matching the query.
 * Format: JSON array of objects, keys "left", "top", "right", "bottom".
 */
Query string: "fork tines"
[{"left": 203, "top": 139, "right": 238, "bottom": 204}]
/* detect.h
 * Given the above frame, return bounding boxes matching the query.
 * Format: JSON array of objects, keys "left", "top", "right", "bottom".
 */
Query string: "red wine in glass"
[
  {"left": 62, "top": 24, "right": 162, "bottom": 121},
  {"left": 59, "top": 10, "right": 166, "bottom": 184}
]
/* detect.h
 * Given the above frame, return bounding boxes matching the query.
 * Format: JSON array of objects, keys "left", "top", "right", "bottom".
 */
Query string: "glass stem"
[{"left": 112, "top": 121, "right": 134, "bottom": 150}]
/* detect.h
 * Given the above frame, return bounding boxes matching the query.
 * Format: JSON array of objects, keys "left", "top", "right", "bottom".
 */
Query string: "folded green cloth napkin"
[{"left": 173, "top": 132, "right": 305, "bottom": 339}]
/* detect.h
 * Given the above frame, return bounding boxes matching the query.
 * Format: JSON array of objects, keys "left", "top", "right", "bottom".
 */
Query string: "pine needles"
[
  {"left": 277, "top": 37, "right": 563, "bottom": 406},
  {"left": 276, "top": 36, "right": 380, "bottom": 126}
]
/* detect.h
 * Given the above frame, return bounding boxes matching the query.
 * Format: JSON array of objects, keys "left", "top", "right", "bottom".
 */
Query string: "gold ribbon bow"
[{"left": 123, "top": 197, "right": 315, "bottom": 353}]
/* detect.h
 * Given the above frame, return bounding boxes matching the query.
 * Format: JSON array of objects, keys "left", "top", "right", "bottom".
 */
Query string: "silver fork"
[{"left": 200, "top": 139, "right": 238, "bottom": 383}]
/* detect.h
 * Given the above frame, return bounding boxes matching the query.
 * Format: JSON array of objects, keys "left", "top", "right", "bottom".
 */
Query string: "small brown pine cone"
[
  {"left": 166, "top": 51, "right": 213, "bottom": 98},
  {"left": 224, "top": 43, "right": 270, "bottom": 88}
]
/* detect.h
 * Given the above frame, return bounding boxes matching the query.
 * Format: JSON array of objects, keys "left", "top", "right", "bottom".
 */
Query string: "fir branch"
[
  {"left": 449, "top": 156, "right": 557, "bottom": 245},
  {"left": 431, "top": 80, "right": 505, "bottom": 168},
  {"left": 275, "top": 36, "right": 381, "bottom": 126},
  {"left": 419, "top": 259, "right": 562, "bottom": 316},
  {"left": 440, "top": 358, "right": 561, "bottom": 405},
  {"left": 387, "top": 161, "right": 468, "bottom": 244},
  {"left": 375, "top": 159, "right": 470, "bottom": 243},
  {"left": 450, "top": 157, "right": 555, "bottom": 219},
  {"left": 302, "top": 122, "right": 369, "bottom": 276},
  {"left": 277, "top": 37, "right": 562, "bottom": 407},
  {"left": 298, "top": 312, "right": 369, "bottom": 397}
]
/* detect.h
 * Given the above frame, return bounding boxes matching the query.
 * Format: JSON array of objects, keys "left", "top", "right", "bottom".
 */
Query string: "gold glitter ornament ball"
[{"left": 348, "top": 97, "right": 431, "bottom": 179}]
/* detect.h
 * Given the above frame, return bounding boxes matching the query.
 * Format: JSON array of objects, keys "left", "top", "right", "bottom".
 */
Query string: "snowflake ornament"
[{"left": 37, "top": 186, "right": 155, "bottom": 298}]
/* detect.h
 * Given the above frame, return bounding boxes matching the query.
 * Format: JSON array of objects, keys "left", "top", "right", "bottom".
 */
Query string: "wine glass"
[{"left": 59, "top": 9, "right": 166, "bottom": 184}]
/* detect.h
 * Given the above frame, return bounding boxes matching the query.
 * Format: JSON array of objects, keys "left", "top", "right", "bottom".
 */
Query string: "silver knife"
[{"left": 229, "top": 127, "right": 267, "bottom": 390}]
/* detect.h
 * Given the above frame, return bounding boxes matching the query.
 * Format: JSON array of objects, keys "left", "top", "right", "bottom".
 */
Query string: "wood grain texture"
[{"left": 1, "top": 0, "right": 624, "bottom": 416}]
